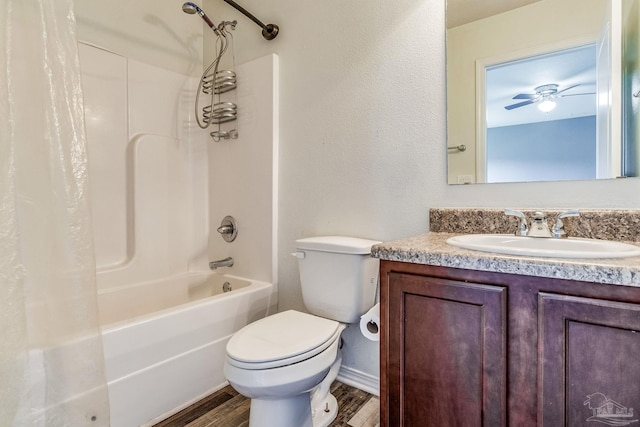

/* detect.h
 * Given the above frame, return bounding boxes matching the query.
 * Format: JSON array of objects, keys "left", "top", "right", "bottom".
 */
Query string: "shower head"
[
  {"left": 182, "top": 2, "right": 220, "bottom": 35},
  {"left": 181, "top": 2, "right": 199, "bottom": 14}
]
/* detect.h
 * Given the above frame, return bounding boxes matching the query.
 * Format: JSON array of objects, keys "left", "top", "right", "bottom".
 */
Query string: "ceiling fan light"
[{"left": 538, "top": 99, "right": 556, "bottom": 112}]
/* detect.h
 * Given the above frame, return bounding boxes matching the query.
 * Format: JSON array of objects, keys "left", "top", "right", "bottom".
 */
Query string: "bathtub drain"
[{"left": 223, "top": 282, "right": 232, "bottom": 292}]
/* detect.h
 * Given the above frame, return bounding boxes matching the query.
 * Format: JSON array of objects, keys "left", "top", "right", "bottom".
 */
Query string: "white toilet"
[{"left": 223, "top": 236, "right": 381, "bottom": 427}]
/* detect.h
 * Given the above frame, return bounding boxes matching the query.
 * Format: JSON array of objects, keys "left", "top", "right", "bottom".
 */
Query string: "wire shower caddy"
[{"left": 195, "top": 20, "right": 238, "bottom": 142}]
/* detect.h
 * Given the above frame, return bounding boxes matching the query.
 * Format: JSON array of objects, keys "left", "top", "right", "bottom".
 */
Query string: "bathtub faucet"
[{"left": 209, "top": 256, "right": 234, "bottom": 270}]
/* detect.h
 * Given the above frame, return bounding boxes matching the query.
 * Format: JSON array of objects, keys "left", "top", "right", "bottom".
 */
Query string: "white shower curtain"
[{"left": 0, "top": 0, "right": 109, "bottom": 425}]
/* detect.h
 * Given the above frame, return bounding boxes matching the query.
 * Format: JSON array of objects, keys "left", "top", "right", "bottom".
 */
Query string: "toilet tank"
[{"left": 295, "top": 236, "right": 381, "bottom": 324}]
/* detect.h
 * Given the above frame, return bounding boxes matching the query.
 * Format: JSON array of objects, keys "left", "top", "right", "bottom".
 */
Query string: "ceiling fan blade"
[
  {"left": 513, "top": 93, "right": 538, "bottom": 99},
  {"left": 555, "top": 84, "right": 580, "bottom": 95},
  {"left": 559, "top": 92, "right": 596, "bottom": 97},
  {"left": 504, "top": 99, "right": 536, "bottom": 110}
]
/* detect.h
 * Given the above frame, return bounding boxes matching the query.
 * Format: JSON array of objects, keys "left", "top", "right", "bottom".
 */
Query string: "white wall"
[
  {"left": 203, "top": 0, "right": 640, "bottom": 382},
  {"left": 75, "top": 3, "right": 210, "bottom": 289},
  {"left": 75, "top": 0, "right": 203, "bottom": 76},
  {"left": 77, "top": 2, "right": 279, "bottom": 289},
  {"left": 207, "top": 54, "right": 279, "bottom": 286},
  {"left": 78, "top": 43, "right": 210, "bottom": 290}
]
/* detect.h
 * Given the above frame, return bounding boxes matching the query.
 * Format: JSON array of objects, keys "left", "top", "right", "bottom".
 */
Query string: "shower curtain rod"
[{"left": 222, "top": 0, "right": 279, "bottom": 40}]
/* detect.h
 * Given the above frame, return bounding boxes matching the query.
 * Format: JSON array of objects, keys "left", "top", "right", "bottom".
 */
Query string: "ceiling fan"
[{"left": 504, "top": 84, "right": 594, "bottom": 111}]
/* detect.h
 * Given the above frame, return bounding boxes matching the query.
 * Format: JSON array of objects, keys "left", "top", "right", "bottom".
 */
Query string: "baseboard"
[{"left": 337, "top": 366, "right": 380, "bottom": 396}]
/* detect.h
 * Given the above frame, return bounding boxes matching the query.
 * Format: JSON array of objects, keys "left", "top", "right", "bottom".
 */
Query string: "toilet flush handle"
[{"left": 291, "top": 251, "right": 305, "bottom": 259}]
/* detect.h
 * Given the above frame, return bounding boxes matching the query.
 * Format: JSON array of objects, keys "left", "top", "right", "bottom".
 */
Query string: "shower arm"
[{"left": 222, "top": 0, "right": 279, "bottom": 40}]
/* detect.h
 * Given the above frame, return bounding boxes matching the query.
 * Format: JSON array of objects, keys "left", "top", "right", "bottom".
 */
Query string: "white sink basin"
[{"left": 446, "top": 234, "right": 640, "bottom": 259}]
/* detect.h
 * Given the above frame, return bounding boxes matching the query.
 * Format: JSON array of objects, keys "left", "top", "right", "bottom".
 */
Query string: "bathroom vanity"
[{"left": 373, "top": 209, "right": 640, "bottom": 427}]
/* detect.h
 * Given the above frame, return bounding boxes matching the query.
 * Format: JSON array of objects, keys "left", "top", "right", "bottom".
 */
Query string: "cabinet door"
[
  {"left": 387, "top": 272, "right": 507, "bottom": 426},
  {"left": 539, "top": 293, "right": 640, "bottom": 426}
]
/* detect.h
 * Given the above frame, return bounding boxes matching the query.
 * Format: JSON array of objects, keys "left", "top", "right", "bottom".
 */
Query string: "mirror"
[{"left": 446, "top": 0, "right": 640, "bottom": 184}]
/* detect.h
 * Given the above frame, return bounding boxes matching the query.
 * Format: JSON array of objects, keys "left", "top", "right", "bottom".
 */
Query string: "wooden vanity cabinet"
[{"left": 380, "top": 260, "right": 640, "bottom": 427}]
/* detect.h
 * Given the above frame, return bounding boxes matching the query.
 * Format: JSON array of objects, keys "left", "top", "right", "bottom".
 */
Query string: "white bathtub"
[{"left": 98, "top": 272, "right": 275, "bottom": 427}]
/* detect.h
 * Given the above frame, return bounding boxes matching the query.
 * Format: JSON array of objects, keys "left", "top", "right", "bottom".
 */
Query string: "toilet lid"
[{"left": 226, "top": 310, "right": 340, "bottom": 368}]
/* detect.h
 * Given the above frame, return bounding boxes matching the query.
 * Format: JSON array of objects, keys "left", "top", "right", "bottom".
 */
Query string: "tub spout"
[{"left": 209, "top": 257, "right": 234, "bottom": 270}]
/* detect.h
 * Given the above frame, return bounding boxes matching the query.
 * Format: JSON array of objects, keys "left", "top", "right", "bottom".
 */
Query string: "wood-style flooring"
[{"left": 153, "top": 381, "right": 379, "bottom": 427}]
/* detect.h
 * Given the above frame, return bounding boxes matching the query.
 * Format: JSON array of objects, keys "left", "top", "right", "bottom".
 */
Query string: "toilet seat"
[{"left": 226, "top": 310, "right": 341, "bottom": 370}]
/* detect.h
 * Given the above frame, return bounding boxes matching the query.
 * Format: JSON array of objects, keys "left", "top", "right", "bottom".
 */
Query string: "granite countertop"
[
  {"left": 371, "top": 208, "right": 640, "bottom": 287},
  {"left": 371, "top": 232, "right": 640, "bottom": 287}
]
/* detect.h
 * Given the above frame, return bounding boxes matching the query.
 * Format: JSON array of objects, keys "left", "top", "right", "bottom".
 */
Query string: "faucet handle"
[
  {"left": 505, "top": 209, "right": 528, "bottom": 237},
  {"left": 217, "top": 216, "right": 238, "bottom": 242},
  {"left": 552, "top": 210, "right": 580, "bottom": 238}
]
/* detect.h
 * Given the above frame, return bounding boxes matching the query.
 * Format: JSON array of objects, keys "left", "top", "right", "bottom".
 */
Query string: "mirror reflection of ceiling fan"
[{"left": 504, "top": 83, "right": 595, "bottom": 112}]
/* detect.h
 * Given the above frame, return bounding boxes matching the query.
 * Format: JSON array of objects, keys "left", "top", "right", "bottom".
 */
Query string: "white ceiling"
[{"left": 446, "top": 0, "right": 543, "bottom": 28}]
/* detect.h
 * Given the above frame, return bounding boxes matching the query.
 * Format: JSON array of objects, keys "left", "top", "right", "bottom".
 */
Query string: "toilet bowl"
[
  {"left": 223, "top": 236, "right": 381, "bottom": 427},
  {"left": 224, "top": 310, "right": 346, "bottom": 427}
]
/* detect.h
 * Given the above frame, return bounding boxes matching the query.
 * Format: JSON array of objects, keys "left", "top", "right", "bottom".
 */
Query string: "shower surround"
[{"left": 79, "top": 43, "right": 279, "bottom": 426}]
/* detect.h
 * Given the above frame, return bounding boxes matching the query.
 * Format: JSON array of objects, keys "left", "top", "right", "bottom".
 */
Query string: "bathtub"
[{"left": 98, "top": 272, "right": 275, "bottom": 427}]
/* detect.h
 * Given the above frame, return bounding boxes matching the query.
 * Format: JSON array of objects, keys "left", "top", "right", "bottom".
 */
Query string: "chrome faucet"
[
  {"left": 551, "top": 210, "right": 580, "bottom": 238},
  {"left": 505, "top": 209, "right": 528, "bottom": 236},
  {"left": 209, "top": 256, "right": 234, "bottom": 270},
  {"left": 505, "top": 209, "right": 580, "bottom": 238},
  {"left": 527, "top": 211, "right": 552, "bottom": 238}
]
